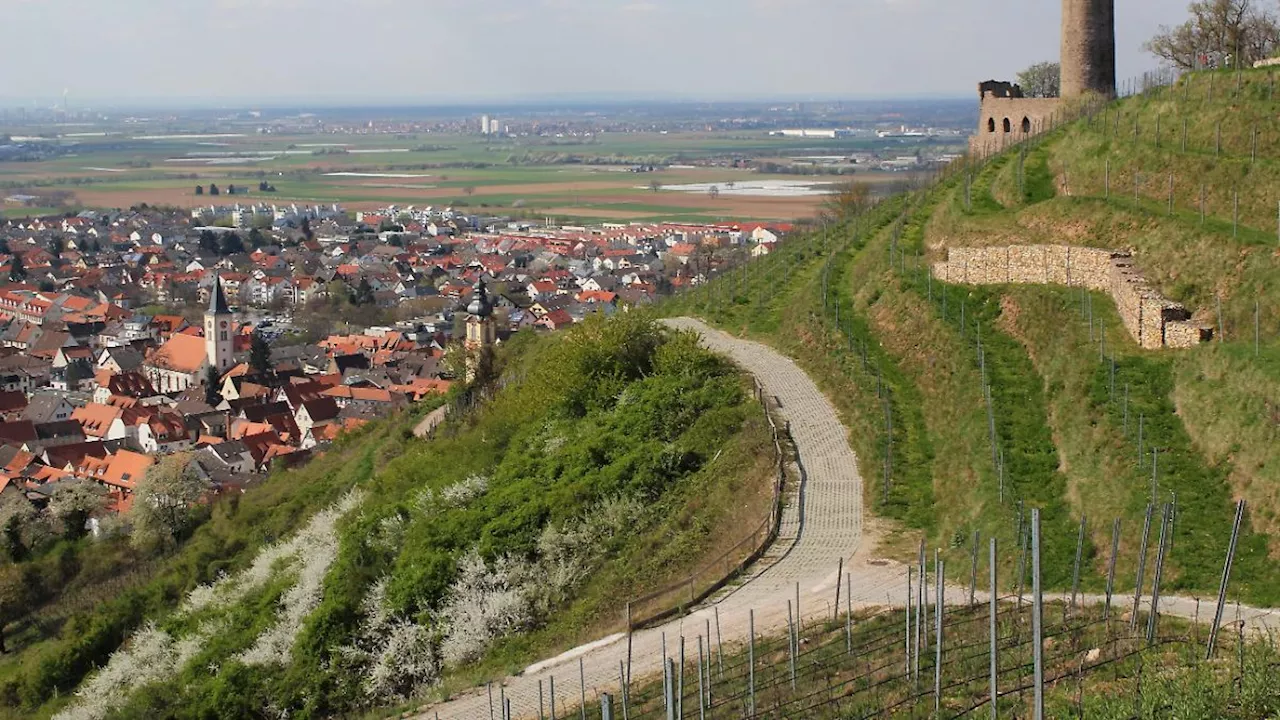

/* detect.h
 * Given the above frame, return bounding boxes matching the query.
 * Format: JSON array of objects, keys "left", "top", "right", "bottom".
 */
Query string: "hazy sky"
[{"left": 2, "top": 0, "right": 1195, "bottom": 105}]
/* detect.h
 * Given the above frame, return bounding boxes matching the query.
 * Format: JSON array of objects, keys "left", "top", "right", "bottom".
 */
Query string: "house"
[
  {"left": 0, "top": 390, "right": 28, "bottom": 421},
  {"left": 137, "top": 411, "right": 192, "bottom": 454},
  {"left": 71, "top": 403, "right": 128, "bottom": 442},
  {"left": 32, "top": 420, "right": 88, "bottom": 452},
  {"left": 535, "top": 308, "right": 575, "bottom": 331},
  {"left": 93, "top": 371, "right": 158, "bottom": 405},
  {"left": 97, "top": 346, "right": 145, "bottom": 374},
  {"left": 24, "top": 394, "right": 74, "bottom": 424},
  {"left": 76, "top": 448, "right": 153, "bottom": 495},
  {"left": 0, "top": 420, "right": 38, "bottom": 448},
  {"left": 320, "top": 385, "right": 407, "bottom": 414},
  {"left": 200, "top": 440, "right": 255, "bottom": 474},
  {"left": 294, "top": 397, "right": 340, "bottom": 440}
]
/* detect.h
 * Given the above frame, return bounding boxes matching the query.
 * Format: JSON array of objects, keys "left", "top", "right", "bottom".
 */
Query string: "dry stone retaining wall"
[{"left": 933, "top": 244, "right": 1211, "bottom": 349}]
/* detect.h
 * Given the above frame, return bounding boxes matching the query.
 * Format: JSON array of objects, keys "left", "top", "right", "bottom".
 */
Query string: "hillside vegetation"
[
  {"left": 0, "top": 315, "right": 778, "bottom": 720},
  {"left": 675, "top": 67, "right": 1280, "bottom": 607}
]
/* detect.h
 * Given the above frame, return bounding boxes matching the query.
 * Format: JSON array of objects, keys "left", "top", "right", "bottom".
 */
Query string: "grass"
[
  {"left": 0, "top": 403, "right": 437, "bottom": 719},
  {"left": 577, "top": 599, "right": 1280, "bottom": 719},
  {"left": 916, "top": 72, "right": 1280, "bottom": 602},
  {"left": 14, "top": 316, "right": 783, "bottom": 720},
  {"left": 1, "top": 128, "right": 957, "bottom": 222}
]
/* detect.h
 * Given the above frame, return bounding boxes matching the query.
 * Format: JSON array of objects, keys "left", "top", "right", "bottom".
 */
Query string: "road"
[
  {"left": 416, "top": 317, "right": 912, "bottom": 719},
  {"left": 413, "top": 318, "right": 1278, "bottom": 719}
]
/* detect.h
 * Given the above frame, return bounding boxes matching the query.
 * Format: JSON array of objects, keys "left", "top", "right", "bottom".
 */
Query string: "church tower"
[
  {"left": 205, "top": 275, "right": 234, "bottom": 374},
  {"left": 464, "top": 279, "right": 496, "bottom": 381},
  {"left": 1061, "top": 0, "right": 1116, "bottom": 98}
]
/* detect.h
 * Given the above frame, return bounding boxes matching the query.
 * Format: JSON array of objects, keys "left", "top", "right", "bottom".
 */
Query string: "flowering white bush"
[
  {"left": 337, "top": 577, "right": 440, "bottom": 704},
  {"left": 55, "top": 492, "right": 364, "bottom": 719},
  {"left": 52, "top": 622, "right": 202, "bottom": 720},
  {"left": 532, "top": 495, "right": 644, "bottom": 613},
  {"left": 437, "top": 549, "right": 533, "bottom": 666},
  {"left": 238, "top": 491, "right": 363, "bottom": 666},
  {"left": 183, "top": 491, "right": 361, "bottom": 620},
  {"left": 439, "top": 474, "right": 489, "bottom": 508}
]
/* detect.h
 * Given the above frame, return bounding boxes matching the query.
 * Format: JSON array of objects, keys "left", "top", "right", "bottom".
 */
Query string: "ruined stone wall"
[
  {"left": 969, "top": 96, "right": 1061, "bottom": 157},
  {"left": 932, "top": 244, "right": 1209, "bottom": 349}
]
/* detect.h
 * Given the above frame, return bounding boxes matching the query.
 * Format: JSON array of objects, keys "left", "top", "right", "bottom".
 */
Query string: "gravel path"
[{"left": 413, "top": 318, "right": 1275, "bottom": 719}]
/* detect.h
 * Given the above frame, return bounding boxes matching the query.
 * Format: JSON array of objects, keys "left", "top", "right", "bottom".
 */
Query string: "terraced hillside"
[{"left": 674, "top": 66, "right": 1280, "bottom": 607}]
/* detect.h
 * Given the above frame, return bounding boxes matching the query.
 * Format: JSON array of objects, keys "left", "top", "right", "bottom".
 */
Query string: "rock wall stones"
[
  {"left": 1061, "top": 0, "right": 1117, "bottom": 98},
  {"left": 969, "top": 95, "right": 1062, "bottom": 158},
  {"left": 932, "top": 244, "right": 1211, "bottom": 349}
]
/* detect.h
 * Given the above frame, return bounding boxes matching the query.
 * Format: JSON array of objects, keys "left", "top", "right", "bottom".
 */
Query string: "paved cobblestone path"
[
  {"left": 415, "top": 318, "right": 1277, "bottom": 719},
  {"left": 418, "top": 318, "right": 910, "bottom": 719}
]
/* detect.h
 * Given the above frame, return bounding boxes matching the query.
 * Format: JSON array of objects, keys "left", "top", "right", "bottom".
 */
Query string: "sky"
[{"left": 1, "top": 0, "right": 1197, "bottom": 106}]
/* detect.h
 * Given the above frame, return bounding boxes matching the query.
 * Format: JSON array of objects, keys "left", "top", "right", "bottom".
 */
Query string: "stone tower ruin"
[
  {"left": 1060, "top": 0, "right": 1116, "bottom": 98},
  {"left": 970, "top": 0, "right": 1117, "bottom": 155}
]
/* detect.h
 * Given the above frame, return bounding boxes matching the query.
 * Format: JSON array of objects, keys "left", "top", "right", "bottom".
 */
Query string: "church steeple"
[
  {"left": 209, "top": 273, "right": 231, "bottom": 315},
  {"left": 464, "top": 279, "right": 497, "bottom": 381},
  {"left": 204, "top": 274, "right": 234, "bottom": 373}
]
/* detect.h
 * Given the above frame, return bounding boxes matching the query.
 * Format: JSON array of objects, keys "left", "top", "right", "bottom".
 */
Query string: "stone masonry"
[
  {"left": 1061, "top": 0, "right": 1117, "bottom": 99},
  {"left": 932, "top": 245, "right": 1212, "bottom": 349}
]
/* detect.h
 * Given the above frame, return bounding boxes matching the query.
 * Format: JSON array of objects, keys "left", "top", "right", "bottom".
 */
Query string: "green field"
[{"left": 0, "top": 129, "right": 947, "bottom": 223}]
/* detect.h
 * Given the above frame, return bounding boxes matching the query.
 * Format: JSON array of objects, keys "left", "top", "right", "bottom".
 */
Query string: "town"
[{"left": 0, "top": 202, "right": 788, "bottom": 528}]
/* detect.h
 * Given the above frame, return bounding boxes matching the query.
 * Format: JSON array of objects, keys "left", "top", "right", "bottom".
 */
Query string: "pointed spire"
[{"left": 209, "top": 274, "right": 231, "bottom": 315}]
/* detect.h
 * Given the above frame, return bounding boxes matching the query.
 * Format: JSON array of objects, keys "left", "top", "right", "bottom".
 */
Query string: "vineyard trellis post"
[
  {"left": 580, "top": 657, "right": 587, "bottom": 720},
  {"left": 1131, "top": 503, "right": 1154, "bottom": 632},
  {"left": 748, "top": 609, "right": 755, "bottom": 715},
  {"left": 1105, "top": 518, "right": 1120, "bottom": 621},
  {"left": 935, "top": 555, "right": 944, "bottom": 716},
  {"left": 787, "top": 601, "right": 797, "bottom": 691},
  {"left": 697, "top": 637, "right": 705, "bottom": 720},
  {"left": 1071, "top": 514, "right": 1086, "bottom": 611},
  {"left": 834, "top": 557, "right": 843, "bottom": 621},
  {"left": 990, "top": 537, "right": 998, "bottom": 720},
  {"left": 906, "top": 566, "right": 914, "bottom": 680},
  {"left": 1208, "top": 500, "right": 1246, "bottom": 660},
  {"left": 970, "top": 530, "right": 980, "bottom": 604},
  {"left": 1147, "top": 503, "right": 1173, "bottom": 646},
  {"left": 662, "top": 659, "right": 674, "bottom": 720},
  {"left": 1032, "top": 508, "right": 1045, "bottom": 720},
  {"left": 619, "top": 661, "right": 629, "bottom": 720}
]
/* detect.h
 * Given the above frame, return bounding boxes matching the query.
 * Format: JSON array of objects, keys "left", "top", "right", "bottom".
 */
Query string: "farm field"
[{"left": 0, "top": 130, "right": 945, "bottom": 223}]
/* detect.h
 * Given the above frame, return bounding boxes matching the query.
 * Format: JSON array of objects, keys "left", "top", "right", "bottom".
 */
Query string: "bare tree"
[
  {"left": 708, "top": 185, "right": 721, "bottom": 199},
  {"left": 824, "top": 180, "right": 873, "bottom": 220},
  {"left": 649, "top": 179, "right": 662, "bottom": 193},
  {"left": 1016, "top": 62, "right": 1061, "bottom": 98},
  {"left": 1145, "top": 0, "right": 1280, "bottom": 69}
]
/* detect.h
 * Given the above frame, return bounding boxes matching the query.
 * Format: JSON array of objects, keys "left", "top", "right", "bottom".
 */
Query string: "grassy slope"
[
  {"left": 670, "top": 69, "right": 1280, "bottom": 607},
  {"left": 0, "top": 412, "right": 414, "bottom": 716},
  {"left": 17, "top": 318, "right": 780, "bottom": 720},
  {"left": 920, "top": 69, "right": 1280, "bottom": 603},
  {"left": 614, "top": 600, "right": 1280, "bottom": 720}
]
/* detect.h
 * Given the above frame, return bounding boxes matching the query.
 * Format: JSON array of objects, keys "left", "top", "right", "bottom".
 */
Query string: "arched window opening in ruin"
[
  {"left": 1021, "top": 117, "right": 1031, "bottom": 133},
  {"left": 1002, "top": 118, "right": 1012, "bottom": 133},
  {"left": 988, "top": 118, "right": 996, "bottom": 133}
]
